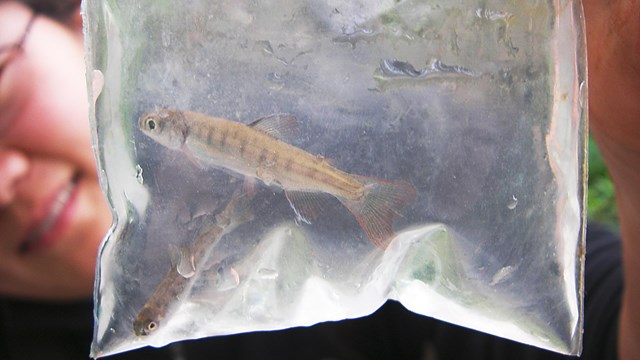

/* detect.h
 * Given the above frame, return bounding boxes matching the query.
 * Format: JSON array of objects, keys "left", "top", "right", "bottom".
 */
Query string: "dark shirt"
[{"left": 0, "top": 224, "right": 621, "bottom": 359}]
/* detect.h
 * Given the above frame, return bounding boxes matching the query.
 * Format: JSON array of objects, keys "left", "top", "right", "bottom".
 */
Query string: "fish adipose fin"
[
  {"left": 248, "top": 113, "right": 298, "bottom": 142},
  {"left": 340, "top": 176, "right": 416, "bottom": 249}
]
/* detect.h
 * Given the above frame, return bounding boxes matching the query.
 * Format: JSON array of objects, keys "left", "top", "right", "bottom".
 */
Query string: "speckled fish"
[
  {"left": 139, "top": 109, "right": 416, "bottom": 249},
  {"left": 133, "top": 189, "right": 249, "bottom": 337}
]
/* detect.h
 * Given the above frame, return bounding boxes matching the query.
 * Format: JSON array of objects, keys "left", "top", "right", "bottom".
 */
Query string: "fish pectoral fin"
[
  {"left": 248, "top": 113, "right": 298, "bottom": 143},
  {"left": 169, "top": 244, "right": 196, "bottom": 279},
  {"left": 242, "top": 177, "right": 257, "bottom": 198},
  {"left": 181, "top": 144, "right": 205, "bottom": 169},
  {"left": 284, "top": 190, "right": 330, "bottom": 225},
  {"left": 169, "top": 244, "right": 180, "bottom": 268}
]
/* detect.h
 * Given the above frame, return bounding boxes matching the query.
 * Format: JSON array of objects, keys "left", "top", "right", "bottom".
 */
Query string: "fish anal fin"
[
  {"left": 285, "top": 190, "right": 329, "bottom": 225},
  {"left": 248, "top": 113, "right": 298, "bottom": 142},
  {"left": 340, "top": 176, "right": 416, "bottom": 249}
]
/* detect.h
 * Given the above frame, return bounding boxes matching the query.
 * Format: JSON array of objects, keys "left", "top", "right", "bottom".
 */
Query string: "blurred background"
[{"left": 588, "top": 136, "right": 618, "bottom": 228}]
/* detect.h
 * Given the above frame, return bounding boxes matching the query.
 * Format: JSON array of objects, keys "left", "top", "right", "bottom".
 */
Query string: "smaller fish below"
[
  {"left": 139, "top": 109, "right": 416, "bottom": 249},
  {"left": 133, "top": 189, "right": 251, "bottom": 337}
]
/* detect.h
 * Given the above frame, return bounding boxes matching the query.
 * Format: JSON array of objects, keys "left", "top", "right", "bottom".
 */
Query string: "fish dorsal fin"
[{"left": 248, "top": 113, "right": 298, "bottom": 142}]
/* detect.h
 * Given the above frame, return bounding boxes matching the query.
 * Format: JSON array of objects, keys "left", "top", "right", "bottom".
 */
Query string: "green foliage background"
[{"left": 588, "top": 136, "right": 618, "bottom": 227}]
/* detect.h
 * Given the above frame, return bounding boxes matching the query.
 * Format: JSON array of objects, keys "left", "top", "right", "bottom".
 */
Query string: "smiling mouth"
[{"left": 19, "top": 173, "right": 80, "bottom": 254}]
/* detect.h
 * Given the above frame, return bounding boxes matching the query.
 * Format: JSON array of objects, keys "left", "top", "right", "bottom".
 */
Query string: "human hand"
[{"left": 582, "top": 1, "right": 640, "bottom": 359}]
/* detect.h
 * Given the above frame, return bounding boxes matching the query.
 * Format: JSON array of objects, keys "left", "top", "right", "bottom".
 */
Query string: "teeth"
[{"left": 19, "top": 177, "right": 78, "bottom": 253}]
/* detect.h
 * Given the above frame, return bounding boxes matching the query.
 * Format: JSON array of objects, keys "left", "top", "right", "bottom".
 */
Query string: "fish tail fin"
[{"left": 340, "top": 176, "right": 416, "bottom": 249}]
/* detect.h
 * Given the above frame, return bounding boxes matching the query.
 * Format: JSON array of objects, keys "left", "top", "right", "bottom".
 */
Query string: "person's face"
[{"left": 0, "top": 4, "right": 112, "bottom": 299}]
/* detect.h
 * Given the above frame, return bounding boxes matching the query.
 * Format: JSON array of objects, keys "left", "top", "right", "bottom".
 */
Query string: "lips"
[{"left": 18, "top": 173, "right": 80, "bottom": 254}]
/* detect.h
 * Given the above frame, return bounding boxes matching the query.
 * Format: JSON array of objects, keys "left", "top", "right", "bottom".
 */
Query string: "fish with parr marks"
[{"left": 139, "top": 109, "right": 416, "bottom": 249}]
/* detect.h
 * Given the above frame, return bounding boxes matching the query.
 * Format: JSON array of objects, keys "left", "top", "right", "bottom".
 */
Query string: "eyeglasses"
[{"left": 0, "top": 11, "right": 37, "bottom": 79}]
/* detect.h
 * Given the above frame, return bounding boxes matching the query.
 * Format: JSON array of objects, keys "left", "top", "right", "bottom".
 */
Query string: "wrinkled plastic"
[{"left": 84, "top": 0, "right": 587, "bottom": 357}]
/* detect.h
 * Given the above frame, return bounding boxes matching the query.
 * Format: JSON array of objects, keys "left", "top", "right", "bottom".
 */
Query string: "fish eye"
[
  {"left": 147, "top": 321, "right": 158, "bottom": 332},
  {"left": 145, "top": 117, "right": 157, "bottom": 130}
]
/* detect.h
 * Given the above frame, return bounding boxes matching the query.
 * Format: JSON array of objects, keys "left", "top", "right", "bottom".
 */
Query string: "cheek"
[
  {"left": 1, "top": 18, "right": 96, "bottom": 175},
  {"left": 4, "top": 78, "right": 97, "bottom": 176},
  {"left": 65, "top": 175, "right": 112, "bottom": 248},
  {"left": 5, "top": 109, "right": 96, "bottom": 175}
]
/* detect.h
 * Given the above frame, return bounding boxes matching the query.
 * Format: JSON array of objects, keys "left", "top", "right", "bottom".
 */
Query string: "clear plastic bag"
[{"left": 84, "top": 0, "right": 587, "bottom": 357}]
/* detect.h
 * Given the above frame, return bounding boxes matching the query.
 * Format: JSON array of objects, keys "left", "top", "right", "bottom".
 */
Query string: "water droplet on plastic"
[
  {"left": 268, "top": 72, "right": 283, "bottom": 82},
  {"left": 507, "top": 195, "right": 518, "bottom": 210},
  {"left": 91, "top": 70, "right": 104, "bottom": 107},
  {"left": 161, "top": 31, "right": 171, "bottom": 47},
  {"left": 579, "top": 81, "right": 587, "bottom": 107},
  {"left": 475, "top": 8, "right": 513, "bottom": 22},
  {"left": 267, "top": 72, "right": 285, "bottom": 91},
  {"left": 257, "top": 268, "right": 279, "bottom": 280},
  {"left": 135, "top": 165, "right": 144, "bottom": 184},
  {"left": 373, "top": 59, "right": 476, "bottom": 90},
  {"left": 490, "top": 265, "right": 515, "bottom": 285},
  {"left": 260, "top": 40, "right": 274, "bottom": 55},
  {"left": 332, "top": 26, "right": 377, "bottom": 48}
]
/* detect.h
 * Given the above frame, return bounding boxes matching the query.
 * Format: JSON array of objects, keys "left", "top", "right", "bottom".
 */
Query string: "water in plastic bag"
[{"left": 84, "top": 0, "right": 587, "bottom": 357}]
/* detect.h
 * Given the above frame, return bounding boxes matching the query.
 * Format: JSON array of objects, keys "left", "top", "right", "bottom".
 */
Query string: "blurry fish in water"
[
  {"left": 139, "top": 109, "right": 416, "bottom": 249},
  {"left": 133, "top": 189, "right": 251, "bottom": 337}
]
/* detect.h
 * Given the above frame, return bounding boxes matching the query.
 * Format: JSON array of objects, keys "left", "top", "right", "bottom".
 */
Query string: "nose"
[{"left": 0, "top": 147, "right": 29, "bottom": 207}]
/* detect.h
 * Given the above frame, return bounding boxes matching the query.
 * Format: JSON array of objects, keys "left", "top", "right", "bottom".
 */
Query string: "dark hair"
[{"left": 19, "top": 0, "right": 80, "bottom": 21}]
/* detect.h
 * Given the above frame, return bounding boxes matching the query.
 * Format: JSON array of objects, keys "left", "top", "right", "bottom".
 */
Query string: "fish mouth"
[{"left": 18, "top": 173, "right": 81, "bottom": 254}]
